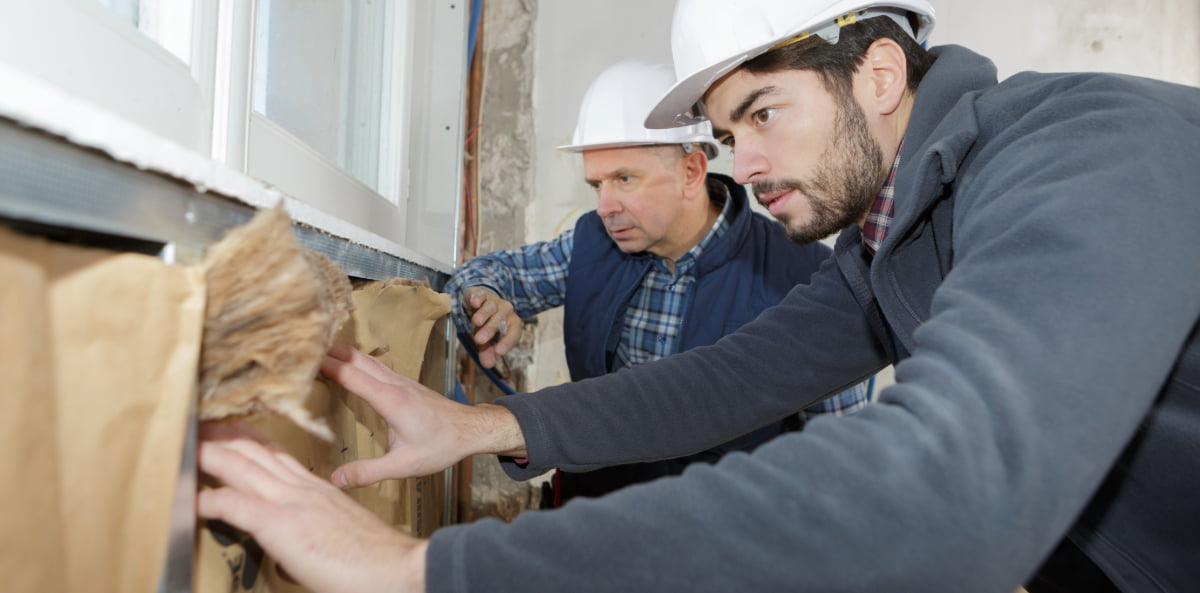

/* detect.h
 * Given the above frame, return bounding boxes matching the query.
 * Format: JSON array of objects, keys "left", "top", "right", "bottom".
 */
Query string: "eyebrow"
[
  {"left": 730, "top": 86, "right": 779, "bottom": 124},
  {"left": 711, "top": 85, "right": 779, "bottom": 139},
  {"left": 585, "top": 167, "right": 637, "bottom": 185}
]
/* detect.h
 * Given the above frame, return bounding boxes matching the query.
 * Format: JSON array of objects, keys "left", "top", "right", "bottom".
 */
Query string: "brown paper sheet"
[
  {"left": 195, "top": 280, "right": 451, "bottom": 592},
  {"left": 0, "top": 227, "right": 67, "bottom": 593},
  {"left": 0, "top": 226, "right": 205, "bottom": 593}
]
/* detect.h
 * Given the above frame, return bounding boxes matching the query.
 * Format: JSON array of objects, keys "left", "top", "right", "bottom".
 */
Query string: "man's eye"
[
  {"left": 618, "top": 175, "right": 633, "bottom": 184},
  {"left": 752, "top": 108, "right": 775, "bottom": 126}
]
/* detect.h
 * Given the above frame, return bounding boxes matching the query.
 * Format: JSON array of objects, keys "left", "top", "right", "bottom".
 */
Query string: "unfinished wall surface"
[
  {"left": 468, "top": 0, "right": 544, "bottom": 519},
  {"left": 934, "top": 0, "right": 1200, "bottom": 84},
  {"left": 477, "top": 0, "right": 537, "bottom": 256}
]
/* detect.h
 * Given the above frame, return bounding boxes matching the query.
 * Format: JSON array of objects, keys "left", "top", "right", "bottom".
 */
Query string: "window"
[{"left": 0, "top": 0, "right": 467, "bottom": 265}]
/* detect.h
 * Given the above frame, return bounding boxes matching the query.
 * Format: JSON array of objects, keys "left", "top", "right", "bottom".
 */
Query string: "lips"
[
  {"left": 605, "top": 220, "right": 635, "bottom": 237},
  {"left": 757, "top": 189, "right": 793, "bottom": 217}
]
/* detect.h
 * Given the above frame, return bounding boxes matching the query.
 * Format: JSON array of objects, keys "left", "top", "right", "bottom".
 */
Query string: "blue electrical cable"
[
  {"left": 467, "top": 0, "right": 482, "bottom": 70},
  {"left": 457, "top": 331, "right": 517, "bottom": 395}
]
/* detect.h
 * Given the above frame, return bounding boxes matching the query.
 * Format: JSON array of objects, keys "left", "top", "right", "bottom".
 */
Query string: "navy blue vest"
[{"left": 556, "top": 174, "right": 834, "bottom": 503}]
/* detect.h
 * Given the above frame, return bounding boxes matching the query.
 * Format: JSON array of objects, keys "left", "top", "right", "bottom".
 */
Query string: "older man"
[{"left": 442, "top": 57, "right": 866, "bottom": 505}]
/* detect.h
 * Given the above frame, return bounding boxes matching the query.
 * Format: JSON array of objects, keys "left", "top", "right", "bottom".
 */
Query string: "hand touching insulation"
[
  {"left": 197, "top": 422, "right": 428, "bottom": 593},
  {"left": 320, "top": 344, "right": 528, "bottom": 488}
]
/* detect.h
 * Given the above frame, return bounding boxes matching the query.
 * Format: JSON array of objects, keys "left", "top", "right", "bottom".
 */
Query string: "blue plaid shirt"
[{"left": 447, "top": 186, "right": 869, "bottom": 417}]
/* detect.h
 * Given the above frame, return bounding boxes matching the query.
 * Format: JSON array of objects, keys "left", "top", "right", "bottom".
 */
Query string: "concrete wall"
[{"left": 509, "top": 0, "right": 1199, "bottom": 392}]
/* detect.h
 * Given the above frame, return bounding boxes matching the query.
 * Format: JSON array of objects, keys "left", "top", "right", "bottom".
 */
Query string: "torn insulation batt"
[{"left": 197, "top": 204, "right": 353, "bottom": 440}]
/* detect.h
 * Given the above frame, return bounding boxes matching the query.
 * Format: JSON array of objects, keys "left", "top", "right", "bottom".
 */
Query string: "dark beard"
[{"left": 752, "top": 92, "right": 886, "bottom": 245}]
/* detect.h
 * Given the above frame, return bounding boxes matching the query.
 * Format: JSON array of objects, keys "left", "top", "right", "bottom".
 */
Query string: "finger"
[
  {"left": 324, "top": 356, "right": 438, "bottom": 420},
  {"left": 470, "top": 299, "right": 499, "bottom": 329},
  {"left": 325, "top": 343, "right": 358, "bottom": 362},
  {"left": 473, "top": 304, "right": 512, "bottom": 346},
  {"left": 331, "top": 456, "right": 411, "bottom": 489},
  {"left": 322, "top": 356, "right": 397, "bottom": 412},
  {"left": 477, "top": 344, "right": 497, "bottom": 369},
  {"left": 199, "top": 440, "right": 290, "bottom": 499},
  {"left": 213, "top": 437, "right": 318, "bottom": 486},
  {"left": 197, "top": 486, "right": 272, "bottom": 533},
  {"left": 494, "top": 315, "right": 523, "bottom": 356},
  {"left": 466, "top": 287, "right": 489, "bottom": 309},
  {"left": 473, "top": 323, "right": 495, "bottom": 346},
  {"left": 321, "top": 346, "right": 399, "bottom": 387}
]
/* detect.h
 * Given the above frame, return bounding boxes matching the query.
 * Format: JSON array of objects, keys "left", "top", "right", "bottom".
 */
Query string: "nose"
[
  {"left": 731, "top": 141, "right": 769, "bottom": 185},
  {"left": 595, "top": 184, "right": 622, "bottom": 218}
]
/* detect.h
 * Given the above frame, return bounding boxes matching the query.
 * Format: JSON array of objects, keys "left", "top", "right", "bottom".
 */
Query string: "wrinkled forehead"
[{"left": 582, "top": 145, "right": 685, "bottom": 176}]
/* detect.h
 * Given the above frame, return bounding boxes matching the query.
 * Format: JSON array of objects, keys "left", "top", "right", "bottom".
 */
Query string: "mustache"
[
  {"left": 604, "top": 217, "right": 634, "bottom": 231},
  {"left": 752, "top": 178, "right": 824, "bottom": 199}
]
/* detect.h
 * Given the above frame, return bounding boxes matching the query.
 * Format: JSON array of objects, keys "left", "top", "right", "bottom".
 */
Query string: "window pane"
[
  {"left": 92, "top": 0, "right": 192, "bottom": 64},
  {"left": 95, "top": 0, "right": 139, "bottom": 26},
  {"left": 253, "top": 0, "right": 394, "bottom": 193}
]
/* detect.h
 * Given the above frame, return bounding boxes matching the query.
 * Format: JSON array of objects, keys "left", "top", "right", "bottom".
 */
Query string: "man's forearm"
[{"left": 470, "top": 403, "right": 528, "bottom": 459}]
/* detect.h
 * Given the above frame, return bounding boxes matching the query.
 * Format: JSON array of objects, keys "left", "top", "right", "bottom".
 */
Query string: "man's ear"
[
  {"left": 682, "top": 148, "right": 709, "bottom": 199},
  {"left": 860, "top": 37, "right": 909, "bottom": 116}
]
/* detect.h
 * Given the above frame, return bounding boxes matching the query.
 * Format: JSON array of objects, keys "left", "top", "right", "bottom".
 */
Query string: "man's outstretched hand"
[
  {"left": 197, "top": 422, "right": 428, "bottom": 593},
  {"left": 320, "top": 344, "right": 529, "bottom": 489}
]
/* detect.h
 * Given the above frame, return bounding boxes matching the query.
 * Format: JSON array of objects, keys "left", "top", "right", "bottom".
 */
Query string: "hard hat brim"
[
  {"left": 644, "top": 52, "right": 753, "bottom": 130},
  {"left": 557, "top": 138, "right": 720, "bottom": 160}
]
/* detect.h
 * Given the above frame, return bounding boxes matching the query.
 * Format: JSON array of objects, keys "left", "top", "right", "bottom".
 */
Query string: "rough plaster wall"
[
  {"left": 470, "top": 0, "right": 543, "bottom": 519},
  {"left": 478, "top": 0, "right": 537, "bottom": 255},
  {"left": 934, "top": 0, "right": 1200, "bottom": 84}
]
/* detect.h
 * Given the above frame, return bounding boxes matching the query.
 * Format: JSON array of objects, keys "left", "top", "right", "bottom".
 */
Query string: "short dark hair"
[{"left": 742, "top": 15, "right": 936, "bottom": 99}]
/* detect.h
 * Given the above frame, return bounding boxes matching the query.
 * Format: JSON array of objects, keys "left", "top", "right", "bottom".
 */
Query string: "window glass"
[
  {"left": 94, "top": 0, "right": 193, "bottom": 64},
  {"left": 253, "top": 0, "right": 395, "bottom": 193},
  {"left": 95, "top": 0, "right": 139, "bottom": 26}
]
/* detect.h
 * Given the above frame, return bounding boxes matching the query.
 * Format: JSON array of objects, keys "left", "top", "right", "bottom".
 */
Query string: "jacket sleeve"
[
  {"left": 428, "top": 78, "right": 1200, "bottom": 593},
  {"left": 443, "top": 230, "right": 574, "bottom": 337},
  {"left": 498, "top": 252, "right": 890, "bottom": 477}
]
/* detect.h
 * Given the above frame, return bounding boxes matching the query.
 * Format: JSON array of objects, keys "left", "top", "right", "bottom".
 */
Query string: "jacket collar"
[
  {"left": 620, "top": 173, "right": 753, "bottom": 276},
  {"left": 878, "top": 45, "right": 998, "bottom": 258},
  {"left": 693, "top": 173, "right": 753, "bottom": 275}
]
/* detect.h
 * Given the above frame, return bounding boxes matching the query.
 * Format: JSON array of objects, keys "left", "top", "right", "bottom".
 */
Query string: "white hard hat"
[
  {"left": 645, "top": 0, "right": 935, "bottom": 129},
  {"left": 559, "top": 58, "right": 720, "bottom": 159}
]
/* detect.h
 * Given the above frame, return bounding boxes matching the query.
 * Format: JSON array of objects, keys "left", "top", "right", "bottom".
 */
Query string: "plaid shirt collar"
[
  {"left": 861, "top": 142, "right": 904, "bottom": 254},
  {"left": 668, "top": 180, "right": 731, "bottom": 272}
]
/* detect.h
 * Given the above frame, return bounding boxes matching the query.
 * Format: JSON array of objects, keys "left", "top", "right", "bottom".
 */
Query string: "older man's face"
[{"left": 583, "top": 145, "right": 697, "bottom": 260}]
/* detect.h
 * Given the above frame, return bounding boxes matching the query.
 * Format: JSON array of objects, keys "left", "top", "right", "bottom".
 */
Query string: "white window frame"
[
  {"left": 0, "top": 0, "right": 468, "bottom": 267},
  {"left": 0, "top": 0, "right": 215, "bottom": 153}
]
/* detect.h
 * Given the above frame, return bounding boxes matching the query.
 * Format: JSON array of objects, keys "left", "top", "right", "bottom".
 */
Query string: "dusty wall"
[{"left": 466, "top": 0, "right": 544, "bottom": 520}]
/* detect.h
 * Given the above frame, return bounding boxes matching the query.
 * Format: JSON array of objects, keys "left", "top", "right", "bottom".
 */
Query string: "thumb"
[{"left": 332, "top": 457, "right": 406, "bottom": 489}]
